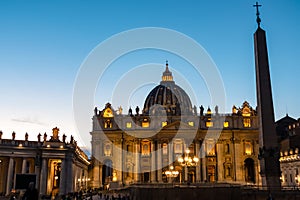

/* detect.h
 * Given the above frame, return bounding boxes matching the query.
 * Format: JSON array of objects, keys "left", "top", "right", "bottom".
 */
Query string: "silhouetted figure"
[
  {"left": 0, "top": 131, "right": 2, "bottom": 140},
  {"left": 193, "top": 105, "right": 197, "bottom": 115},
  {"left": 62, "top": 134, "right": 66, "bottom": 143},
  {"left": 200, "top": 105, "right": 204, "bottom": 116},
  {"left": 22, "top": 182, "right": 38, "bottom": 200},
  {"left": 135, "top": 106, "right": 140, "bottom": 115},
  {"left": 37, "top": 133, "right": 41, "bottom": 142},
  {"left": 43, "top": 133, "right": 47, "bottom": 142},
  {"left": 215, "top": 105, "right": 219, "bottom": 115},
  {"left": 128, "top": 107, "right": 133, "bottom": 116},
  {"left": 94, "top": 107, "right": 98, "bottom": 116},
  {"left": 25, "top": 132, "right": 28, "bottom": 141},
  {"left": 12, "top": 132, "right": 16, "bottom": 140},
  {"left": 70, "top": 135, "right": 74, "bottom": 144}
]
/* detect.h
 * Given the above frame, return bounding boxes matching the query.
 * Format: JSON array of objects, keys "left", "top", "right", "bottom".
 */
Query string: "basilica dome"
[{"left": 143, "top": 62, "right": 193, "bottom": 116}]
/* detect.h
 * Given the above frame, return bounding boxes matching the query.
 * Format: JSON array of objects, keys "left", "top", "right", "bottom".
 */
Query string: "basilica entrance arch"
[
  {"left": 244, "top": 158, "right": 255, "bottom": 183},
  {"left": 102, "top": 159, "right": 113, "bottom": 185}
]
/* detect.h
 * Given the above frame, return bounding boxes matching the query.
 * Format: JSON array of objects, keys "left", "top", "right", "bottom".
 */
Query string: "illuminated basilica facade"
[{"left": 90, "top": 63, "right": 261, "bottom": 188}]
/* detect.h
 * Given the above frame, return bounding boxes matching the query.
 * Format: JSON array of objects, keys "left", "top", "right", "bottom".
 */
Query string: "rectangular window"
[
  {"left": 126, "top": 122, "right": 132, "bottom": 128},
  {"left": 245, "top": 142, "right": 252, "bottom": 155},
  {"left": 223, "top": 121, "right": 229, "bottom": 128},
  {"left": 162, "top": 121, "right": 168, "bottom": 127},
  {"left": 142, "top": 122, "right": 149, "bottom": 128},
  {"left": 206, "top": 121, "right": 213, "bottom": 127},
  {"left": 243, "top": 118, "right": 251, "bottom": 128},
  {"left": 174, "top": 143, "right": 182, "bottom": 154},
  {"left": 163, "top": 143, "right": 168, "bottom": 155},
  {"left": 207, "top": 142, "right": 215, "bottom": 155},
  {"left": 141, "top": 141, "right": 150, "bottom": 156},
  {"left": 104, "top": 143, "right": 112, "bottom": 156},
  {"left": 188, "top": 121, "right": 194, "bottom": 127}
]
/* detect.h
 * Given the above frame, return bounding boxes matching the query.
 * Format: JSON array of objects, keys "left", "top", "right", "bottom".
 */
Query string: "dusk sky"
[{"left": 0, "top": 0, "right": 299, "bottom": 149}]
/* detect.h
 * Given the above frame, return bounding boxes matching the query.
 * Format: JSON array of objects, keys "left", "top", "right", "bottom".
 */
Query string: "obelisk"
[{"left": 253, "top": 2, "right": 281, "bottom": 190}]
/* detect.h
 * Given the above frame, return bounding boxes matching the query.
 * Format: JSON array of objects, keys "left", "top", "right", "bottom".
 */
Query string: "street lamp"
[
  {"left": 178, "top": 149, "right": 199, "bottom": 167},
  {"left": 177, "top": 149, "right": 199, "bottom": 183},
  {"left": 164, "top": 166, "right": 179, "bottom": 183}
]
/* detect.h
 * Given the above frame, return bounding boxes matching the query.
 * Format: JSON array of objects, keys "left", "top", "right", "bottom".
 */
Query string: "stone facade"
[
  {"left": 280, "top": 119, "right": 300, "bottom": 188},
  {"left": 0, "top": 127, "right": 90, "bottom": 197}
]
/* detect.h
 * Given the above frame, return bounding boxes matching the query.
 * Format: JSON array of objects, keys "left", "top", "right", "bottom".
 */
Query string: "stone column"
[
  {"left": 22, "top": 159, "right": 27, "bottom": 174},
  {"left": 201, "top": 143, "right": 207, "bottom": 182},
  {"left": 157, "top": 141, "right": 162, "bottom": 183},
  {"left": 184, "top": 166, "right": 188, "bottom": 182},
  {"left": 92, "top": 160, "right": 100, "bottom": 188},
  {"left": 65, "top": 156, "right": 73, "bottom": 194},
  {"left": 59, "top": 159, "right": 66, "bottom": 195},
  {"left": 195, "top": 142, "right": 201, "bottom": 182},
  {"left": 39, "top": 158, "right": 48, "bottom": 196},
  {"left": 134, "top": 142, "right": 140, "bottom": 182},
  {"left": 168, "top": 142, "right": 173, "bottom": 164},
  {"left": 6, "top": 157, "right": 14, "bottom": 195},
  {"left": 35, "top": 166, "right": 40, "bottom": 195},
  {"left": 99, "top": 165, "right": 103, "bottom": 187},
  {"left": 150, "top": 141, "right": 156, "bottom": 182}
]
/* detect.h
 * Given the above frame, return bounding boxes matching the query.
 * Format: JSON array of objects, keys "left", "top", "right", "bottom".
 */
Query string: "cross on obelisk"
[
  {"left": 253, "top": 2, "right": 262, "bottom": 27},
  {"left": 253, "top": 2, "right": 281, "bottom": 191}
]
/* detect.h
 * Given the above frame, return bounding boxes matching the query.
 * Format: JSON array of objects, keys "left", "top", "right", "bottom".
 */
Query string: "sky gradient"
[{"left": 0, "top": 0, "right": 299, "bottom": 149}]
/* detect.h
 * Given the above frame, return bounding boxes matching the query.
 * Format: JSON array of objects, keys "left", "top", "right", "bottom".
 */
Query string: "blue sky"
[{"left": 0, "top": 0, "right": 299, "bottom": 149}]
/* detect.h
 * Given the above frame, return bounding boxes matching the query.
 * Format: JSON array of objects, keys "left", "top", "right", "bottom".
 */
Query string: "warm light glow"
[
  {"left": 18, "top": 144, "right": 23, "bottom": 147},
  {"left": 126, "top": 122, "right": 132, "bottom": 128},
  {"left": 162, "top": 121, "right": 168, "bottom": 127},
  {"left": 206, "top": 121, "right": 213, "bottom": 127},
  {"left": 223, "top": 121, "right": 229, "bottom": 128},
  {"left": 188, "top": 121, "right": 194, "bottom": 126},
  {"left": 78, "top": 178, "right": 81, "bottom": 182},
  {"left": 178, "top": 157, "right": 183, "bottom": 163},
  {"left": 142, "top": 121, "right": 149, "bottom": 128},
  {"left": 112, "top": 172, "right": 117, "bottom": 182},
  {"left": 170, "top": 166, "right": 174, "bottom": 170},
  {"left": 245, "top": 142, "right": 252, "bottom": 155},
  {"left": 103, "top": 108, "right": 114, "bottom": 118},
  {"left": 46, "top": 145, "right": 50, "bottom": 148},
  {"left": 243, "top": 118, "right": 251, "bottom": 127},
  {"left": 193, "top": 157, "right": 199, "bottom": 162},
  {"left": 60, "top": 145, "right": 63, "bottom": 148},
  {"left": 185, "top": 149, "right": 190, "bottom": 154},
  {"left": 55, "top": 176, "right": 58, "bottom": 180}
]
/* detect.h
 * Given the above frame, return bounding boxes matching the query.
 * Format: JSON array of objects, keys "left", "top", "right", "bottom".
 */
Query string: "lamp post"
[
  {"left": 164, "top": 166, "right": 179, "bottom": 183},
  {"left": 178, "top": 149, "right": 199, "bottom": 183}
]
